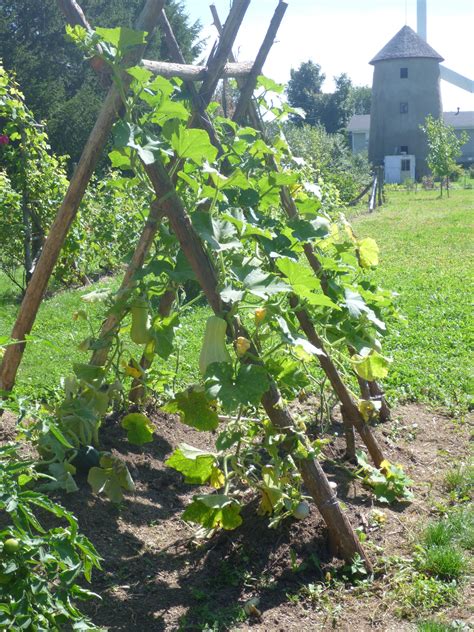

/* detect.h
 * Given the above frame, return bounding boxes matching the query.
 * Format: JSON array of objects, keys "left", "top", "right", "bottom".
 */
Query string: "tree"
[
  {"left": 0, "top": 0, "right": 203, "bottom": 168},
  {"left": 287, "top": 62, "right": 357, "bottom": 133},
  {"left": 286, "top": 60, "right": 325, "bottom": 126},
  {"left": 351, "top": 85, "right": 371, "bottom": 115},
  {"left": 420, "top": 115, "right": 468, "bottom": 197},
  {"left": 323, "top": 73, "right": 354, "bottom": 133}
]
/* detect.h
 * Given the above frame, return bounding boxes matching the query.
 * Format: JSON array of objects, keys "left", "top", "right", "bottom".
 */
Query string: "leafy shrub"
[
  {"left": 0, "top": 444, "right": 103, "bottom": 630},
  {"left": 0, "top": 63, "right": 150, "bottom": 290},
  {"left": 283, "top": 123, "right": 371, "bottom": 204}
]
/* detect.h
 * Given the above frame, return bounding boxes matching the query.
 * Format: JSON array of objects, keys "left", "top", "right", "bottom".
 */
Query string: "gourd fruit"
[
  {"left": 72, "top": 446, "right": 101, "bottom": 473},
  {"left": 130, "top": 297, "right": 151, "bottom": 344},
  {"left": 199, "top": 316, "right": 232, "bottom": 375},
  {"left": 292, "top": 501, "right": 310, "bottom": 520},
  {"left": 3, "top": 538, "right": 20, "bottom": 554}
]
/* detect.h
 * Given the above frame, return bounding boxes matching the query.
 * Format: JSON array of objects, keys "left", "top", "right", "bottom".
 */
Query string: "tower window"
[
  {"left": 400, "top": 145, "right": 409, "bottom": 154},
  {"left": 400, "top": 67, "right": 408, "bottom": 78},
  {"left": 400, "top": 102, "right": 409, "bottom": 114}
]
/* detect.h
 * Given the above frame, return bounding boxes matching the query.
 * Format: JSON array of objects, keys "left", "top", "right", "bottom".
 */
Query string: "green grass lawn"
[
  {"left": 352, "top": 186, "right": 473, "bottom": 413},
  {"left": 1, "top": 186, "right": 472, "bottom": 412}
]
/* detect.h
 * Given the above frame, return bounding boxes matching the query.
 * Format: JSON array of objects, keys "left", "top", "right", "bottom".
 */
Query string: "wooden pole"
[
  {"left": 197, "top": 0, "right": 251, "bottom": 111},
  {"left": 143, "top": 156, "right": 371, "bottom": 570},
  {"left": 142, "top": 60, "right": 253, "bottom": 80},
  {"left": 93, "top": 2, "right": 250, "bottom": 370},
  {"left": 232, "top": 1, "right": 288, "bottom": 122},
  {"left": 0, "top": 0, "right": 166, "bottom": 394},
  {"left": 211, "top": 4, "right": 390, "bottom": 455}
]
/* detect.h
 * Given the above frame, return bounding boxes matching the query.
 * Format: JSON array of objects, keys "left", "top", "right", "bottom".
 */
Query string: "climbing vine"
[{"left": 25, "top": 25, "right": 410, "bottom": 531}]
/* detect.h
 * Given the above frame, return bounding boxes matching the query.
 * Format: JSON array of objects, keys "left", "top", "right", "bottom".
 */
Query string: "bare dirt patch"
[{"left": 1, "top": 404, "right": 471, "bottom": 631}]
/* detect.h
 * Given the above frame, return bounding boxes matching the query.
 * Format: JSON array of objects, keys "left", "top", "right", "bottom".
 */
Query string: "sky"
[{"left": 186, "top": 0, "right": 474, "bottom": 112}]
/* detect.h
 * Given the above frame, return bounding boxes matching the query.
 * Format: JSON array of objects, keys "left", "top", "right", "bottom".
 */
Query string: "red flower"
[{"left": 0, "top": 134, "right": 9, "bottom": 145}]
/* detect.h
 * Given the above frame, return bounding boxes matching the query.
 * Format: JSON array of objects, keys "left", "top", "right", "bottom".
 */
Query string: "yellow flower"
[
  {"left": 235, "top": 336, "right": 251, "bottom": 357},
  {"left": 254, "top": 307, "right": 267, "bottom": 325}
]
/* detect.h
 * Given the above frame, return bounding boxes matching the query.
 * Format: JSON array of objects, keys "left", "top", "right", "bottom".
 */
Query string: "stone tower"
[{"left": 369, "top": 25, "right": 443, "bottom": 179}]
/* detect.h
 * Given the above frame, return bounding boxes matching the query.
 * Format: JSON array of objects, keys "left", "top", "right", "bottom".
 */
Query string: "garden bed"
[{"left": 2, "top": 404, "right": 470, "bottom": 631}]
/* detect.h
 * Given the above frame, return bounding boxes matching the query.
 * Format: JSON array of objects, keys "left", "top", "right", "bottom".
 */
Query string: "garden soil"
[{"left": 0, "top": 404, "right": 472, "bottom": 631}]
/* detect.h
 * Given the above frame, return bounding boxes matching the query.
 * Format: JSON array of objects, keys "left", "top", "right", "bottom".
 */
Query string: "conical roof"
[{"left": 370, "top": 25, "right": 444, "bottom": 64}]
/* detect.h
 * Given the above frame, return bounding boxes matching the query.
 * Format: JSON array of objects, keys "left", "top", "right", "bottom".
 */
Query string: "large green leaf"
[
  {"left": 165, "top": 444, "right": 215, "bottom": 484},
  {"left": 151, "top": 313, "right": 179, "bottom": 360},
  {"left": 87, "top": 454, "right": 135, "bottom": 503},
  {"left": 163, "top": 388, "right": 219, "bottom": 431},
  {"left": 169, "top": 127, "right": 218, "bottom": 165},
  {"left": 182, "top": 497, "right": 242, "bottom": 530},
  {"left": 233, "top": 265, "right": 290, "bottom": 299},
  {"left": 96, "top": 27, "right": 147, "bottom": 50},
  {"left": 344, "top": 289, "right": 385, "bottom": 330},
  {"left": 192, "top": 212, "right": 241, "bottom": 252},
  {"left": 121, "top": 413, "right": 154, "bottom": 445},
  {"left": 205, "top": 363, "right": 270, "bottom": 413},
  {"left": 276, "top": 258, "right": 339, "bottom": 309},
  {"left": 287, "top": 217, "right": 329, "bottom": 241}
]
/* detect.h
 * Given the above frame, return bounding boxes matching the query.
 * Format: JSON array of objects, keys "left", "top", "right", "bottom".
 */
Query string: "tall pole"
[{"left": 417, "top": 0, "right": 427, "bottom": 40}]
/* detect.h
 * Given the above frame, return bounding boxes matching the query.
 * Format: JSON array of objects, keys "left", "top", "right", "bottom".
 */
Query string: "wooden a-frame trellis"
[{"left": 0, "top": 0, "right": 395, "bottom": 568}]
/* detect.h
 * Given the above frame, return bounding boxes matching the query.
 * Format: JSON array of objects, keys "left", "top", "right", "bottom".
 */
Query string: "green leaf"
[
  {"left": 126, "top": 65, "right": 153, "bottom": 85},
  {"left": 192, "top": 212, "right": 241, "bottom": 252},
  {"left": 220, "top": 286, "right": 245, "bottom": 303},
  {"left": 72, "top": 363, "right": 105, "bottom": 383},
  {"left": 276, "top": 258, "right": 339, "bottom": 309},
  {"left": 274, "top": 315, "right": 325, "bottom": 358},
  {"left": 344, "top": 289, "right": 385, "bottom": 330},
  {"left": 358, "top": 238, "right": 379, "bottom": 268},
  {"left": 151, "top": 100, "right": 189, "bottom": 125},
  {"left": 165, "top": 444, "right": 216, "bottom": 484},
  {"left": 87, "top": 455, "right": 135, "bottom": 503},
  {"left": 169, "top": 127, "right": 218, "bottom": 165},
  {"left": 234, "top": 265, "right": 290, "bottom": 299},
  {"left": 351, "top": 349, "right": 391, "bottom": 381},
  {"left": 287, "top": 217, "right": 328, "bottom": 241},
  {"left": 121, "top": 413, "right": 154, "bottom": 445},
  {"left": 95, "top": 27, "right": 147, "bottom": 50},
  {"left": 163, "top": 388, "right": 219, "bottom": 431},
  {"left": 205, "top": 363, "right": 270, "bottom": 413},
  {"left": 151, "top": 313, "right": 179, "bottom": 360},
  {"left": 257, "top": 76, "right": 284, "bottom": 93},
  {"left": 183, "top": 497, "right": 242, "bottom": 530}
]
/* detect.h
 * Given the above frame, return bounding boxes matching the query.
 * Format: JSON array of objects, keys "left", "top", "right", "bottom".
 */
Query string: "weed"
[
  {"left": 392, "top": 570, "right": 458, "bottom": 618},
  {"left": 444, "top": 462, "right": 474, "bottom": 503},
  {"left": 419, "top": 545, "right": 466, "bottom": 580},
  {"left": 417, "top": 622, "right": 471, "bottom": 632}
]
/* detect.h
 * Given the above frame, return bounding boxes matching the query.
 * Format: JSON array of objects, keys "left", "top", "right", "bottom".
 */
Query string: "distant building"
[{"left": 347, "top": 25, "right": 474, "bottom": 183}]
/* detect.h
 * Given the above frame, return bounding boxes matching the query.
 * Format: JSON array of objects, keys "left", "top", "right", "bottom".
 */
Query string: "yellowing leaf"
[
  {"left": 358, "top": 399, "right": 376, "bottom": 422},
  {"left": 358, "top": 238, "right": 379, "bottom": 268},
  {"left": 210, "top": 467, "right": 225, "bottom": 489},
  {"left": 351, "top": 349, "right": 390, "bottom": 381}
]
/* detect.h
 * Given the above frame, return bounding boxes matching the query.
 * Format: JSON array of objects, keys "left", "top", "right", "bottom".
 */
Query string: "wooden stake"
[
  {"left": 210, "top": 4, "right": 388, "bottom": 462},
  {"left": 143, "top": 155, "right": 371, "bottom": 570},
  {"left": 232, "top": 1, "right": 288, "bottom": 122},
  {"left": 142, "top": 60, "right": 253, "bottom": 80}
]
